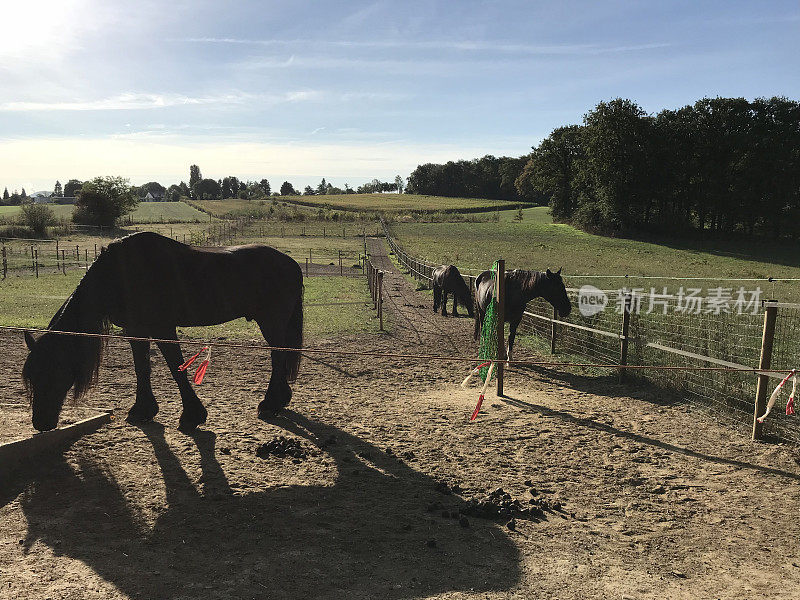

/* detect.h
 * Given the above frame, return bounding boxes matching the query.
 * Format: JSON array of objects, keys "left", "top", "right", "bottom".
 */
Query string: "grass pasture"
[
  {"left": 197, "top": 194, "right": 519, "bottom": 215},
  {"left": 284, "top": 193, "right": 519, "bottom": 212},
  {"left": 390, "top": 208, "right": 800, "bottom": 300},
  {"left": 0, "top": 202, "right": 207, "bottom": 224},
  {"left": 0, "top": 272, "right": 375, "bottom": 341}
]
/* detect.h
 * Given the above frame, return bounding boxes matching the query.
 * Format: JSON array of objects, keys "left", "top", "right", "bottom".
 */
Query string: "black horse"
[
  {"left": 432, "top": 265, "right": 474, "bottom": 317},
  {"left": 474, "top": 268, "right": 571, "bottom": 362},
  {"left": 22, "top": 232, "right": 303, "bottom": 432}
]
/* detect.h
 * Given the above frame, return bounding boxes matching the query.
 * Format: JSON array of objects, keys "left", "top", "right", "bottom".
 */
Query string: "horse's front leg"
[
  {"left": 506, "top": 320, "right": 520, "bottom": 365},
  {"left": 126, "top": 337, "right": 159, "bottom": 423},
  {"left": 451, "top": 292, "right": 459, "bottom": 317},
  {"left": 155, "top": 331, "right": 207, "bottom": 432},
  {"left": 433, "top": 285, "right": 441, "bottom": 312},
  {"left": 441, "top": 290, "right": 448, "bottom": 316},
  {"left": 258, "top": 350, "right": 293, "bottom": 419}
]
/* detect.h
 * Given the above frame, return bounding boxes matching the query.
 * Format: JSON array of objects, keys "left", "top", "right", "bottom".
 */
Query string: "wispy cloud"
[
  {"left": 177, "top": 37, "right": 671, "bottom": 56},
  {"left": 0, "top": 91, "right": 321, "bottom": 112}
]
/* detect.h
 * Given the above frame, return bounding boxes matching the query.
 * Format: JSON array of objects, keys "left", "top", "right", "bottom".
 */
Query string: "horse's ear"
[
  {"left": 24, "top": 331, "right": 36, "bottom": 351},
  {"left": 546, "top": 268, "right": 553, "bottom": 277},
  {"left": 557, "top": 267, "right": 562, "bottom": 275}
]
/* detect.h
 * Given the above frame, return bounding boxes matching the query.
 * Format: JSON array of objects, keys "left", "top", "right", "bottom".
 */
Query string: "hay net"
[{"left": 478, "top": 260, "right": 499, "bottom": 382}]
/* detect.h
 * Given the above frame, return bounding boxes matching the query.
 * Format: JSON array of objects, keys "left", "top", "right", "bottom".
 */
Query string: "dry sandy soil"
[{"left": 1, "top": 238, "right": 800, "bottom": 600}]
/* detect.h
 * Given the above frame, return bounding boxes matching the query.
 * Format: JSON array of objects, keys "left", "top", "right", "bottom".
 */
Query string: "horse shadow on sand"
[{"left": 17, "top": 412, "right": 520, "bottom": 599}]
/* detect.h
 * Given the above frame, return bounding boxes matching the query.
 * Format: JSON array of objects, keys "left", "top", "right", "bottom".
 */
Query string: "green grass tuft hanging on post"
[{"left": 478, "top": 261, "right": 500, "bottom": 382}]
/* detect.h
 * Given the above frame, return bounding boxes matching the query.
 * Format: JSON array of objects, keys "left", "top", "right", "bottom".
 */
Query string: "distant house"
[
  {"left": 32, "top": 192, "right": 52, "bottom": 203},
  {"left": 143, "top": 191, "right": 164, "bottom": 202},
  {"left": 31, "top": 192, "right": 77, "bottom": 204}
]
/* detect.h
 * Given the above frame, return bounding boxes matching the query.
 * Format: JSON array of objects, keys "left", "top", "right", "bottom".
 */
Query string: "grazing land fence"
[{"left": 380, "top": 219, "right": 800, "bottom": 443}]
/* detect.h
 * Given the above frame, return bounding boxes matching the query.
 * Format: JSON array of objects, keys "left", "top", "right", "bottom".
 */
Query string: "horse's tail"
[
  {"left": 286, "top": 281, "right": 303, "bottom": 383},
  {"left": 473, "top": 294, "right": 481, "bottom": 340}
]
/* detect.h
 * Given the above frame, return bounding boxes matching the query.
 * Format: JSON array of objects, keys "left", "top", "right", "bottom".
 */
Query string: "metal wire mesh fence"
[{"left": 380, "top": 219, "right": 800, "bottom": 443}]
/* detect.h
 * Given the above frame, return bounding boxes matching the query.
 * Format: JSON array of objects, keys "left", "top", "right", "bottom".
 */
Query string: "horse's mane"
[
  {"left": 46, "top": 247, "right": 112, "bottom": 400},
  {"left": 506, "top": 269, "right": 544, "bottom": 293}
]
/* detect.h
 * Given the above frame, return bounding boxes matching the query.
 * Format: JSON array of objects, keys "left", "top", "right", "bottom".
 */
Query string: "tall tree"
[
  {"left": 280, "top": 181, "right": 298, "bottom": 195},
  {"left": 192, "top": 178, "right": 221, "bottom": 200},
  {"left": 394, "top": 175, "right": 404, "bottom": 194},
  {"left": 516, "top": 126, "right": 585, "bottom": 218},
  {"left": 53, "top": 180, "right": 63, "bottom": 197},
  {"left": 259, "top": 179, "right": 271, "bottom": 196},
  {"left": 221, "top": 177, "right": 233, "bottom": 199},
  {"left": 189, "top": 165, "right": 202, "bottom": 191},
  {"left": 64, "top": 179, "right": 83, "bottom": 197},
  {"left": 2, "top": 187, "right": 8, "bottom": 201}
]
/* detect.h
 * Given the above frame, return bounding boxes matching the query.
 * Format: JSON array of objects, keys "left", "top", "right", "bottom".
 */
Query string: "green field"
[
  {"left": 0, "top": 204, "right": 75, "bottom": 220},
  {"left": 0, "top": 273, "right": 375, "bottom": 341},
  {"left": 0, "top": 202, "right": 207, "bottom": 224},
  {"left": 197, "top": 194, "right": 519, "bottom": 215},
  {"left": 390, "top": 206, "right": 800, "bottom": 300}
]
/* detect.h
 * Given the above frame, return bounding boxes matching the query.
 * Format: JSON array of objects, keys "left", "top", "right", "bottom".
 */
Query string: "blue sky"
[{"left": 1, "top": 0, "right": 798, "bottom": 193}]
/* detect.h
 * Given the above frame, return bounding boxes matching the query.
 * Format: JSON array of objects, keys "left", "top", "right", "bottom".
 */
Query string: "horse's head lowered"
[
  {"left": 22, "top": 332, "right": 77, "bottom": 431},
  {"left": 543, "top": 268, "right": 571, "bottom": 318}
]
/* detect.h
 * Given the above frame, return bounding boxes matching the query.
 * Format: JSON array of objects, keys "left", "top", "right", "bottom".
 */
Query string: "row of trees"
[
  {"left": 516, "top": 96, "right": 800, "bottom": 237},
  {"left": 406, "top": 155, "right": 531, "bottom": 202}
]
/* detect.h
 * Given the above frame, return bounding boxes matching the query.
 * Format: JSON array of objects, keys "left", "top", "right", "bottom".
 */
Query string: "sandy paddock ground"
[{"left": 1, "top": 239, "right": 800, "bottom": 600}]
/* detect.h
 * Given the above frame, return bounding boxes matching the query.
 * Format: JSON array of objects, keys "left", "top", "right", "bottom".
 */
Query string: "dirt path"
[{"left": 2, "top": 239, "right": 800, "bottom": 599}]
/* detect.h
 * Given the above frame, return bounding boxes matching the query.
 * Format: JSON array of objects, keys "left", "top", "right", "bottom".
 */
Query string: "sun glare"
[{"left": 0, "top": 0, "right": 88, "bottom": 58}]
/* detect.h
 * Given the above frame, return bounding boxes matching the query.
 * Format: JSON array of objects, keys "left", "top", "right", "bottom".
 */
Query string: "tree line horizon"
[{"left": 406, "top": 96, "right": 800, "bottom": 239}]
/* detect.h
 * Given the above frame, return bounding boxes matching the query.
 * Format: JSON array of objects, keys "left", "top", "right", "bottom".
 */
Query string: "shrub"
[
  {"left": 20, "top": 203, "right": 56, "bottom": 237},
  {"left": 73, "top": 176, "right": 138, "bottom": 227}
]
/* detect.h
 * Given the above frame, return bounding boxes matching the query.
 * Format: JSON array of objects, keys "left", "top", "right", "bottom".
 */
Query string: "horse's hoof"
[
  {"left": 178, "top": 406, "right": 207, "bottom": 432},
  {"left": 126, "top": 403, "right": 158, "bottom": 424},
  {"left": 257, "top": 407, "right": 282, "bottom": 421}
]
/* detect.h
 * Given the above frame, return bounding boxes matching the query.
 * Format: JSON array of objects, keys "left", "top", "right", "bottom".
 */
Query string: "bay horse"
[
  {"left": 432, "top": 265, "right": 474, "bottom": 317},
  {"left": 22, "top": 232, "right": 303, "bottom": 432},
  {"left": 473, "top": 268, "right": 571, "bottom": 362}
]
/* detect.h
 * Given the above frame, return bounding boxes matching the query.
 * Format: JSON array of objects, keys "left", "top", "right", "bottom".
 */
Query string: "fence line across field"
[
  {"left": 2, "top": 325, "right": 795, "bottom": 376},
  {"left": 379, "top": 219, "right": 800, "bottom": 443}
]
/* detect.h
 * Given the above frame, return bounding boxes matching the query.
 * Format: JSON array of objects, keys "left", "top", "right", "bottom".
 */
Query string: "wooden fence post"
[
  {"left": 34, "top": 249, "right": 39, "bottom": 278},
  {"left": 94, "top": 243, "right": 97, "bottom": 258},
  {"left": 1, "top": 245, "right": 6, "bottom": 280},
  {"left": 55, "top": 239, "right": 59, "bottom": 261},
  {"left": 620, "top": 293, "right": 632, "bottom": 382},
  {"left": 753, "top": 302, "right": 778, "bottom": 440},
  {"left": 85, "top": 248, "right": 89, "bottom": 269},
  {"left": 61, "top": 250, "right": 66, "bottom": 275},
  {"left": 496, "top": 259, "right": 506, "bottom": 397},
  {"left": 305, "top": 257, "right": 309, "bottom": 277},
  {"left": 378, "top": 271, "right": 384, "bottom": 331},
  {"left": 339, "top": 250, "right": 343, "bottom": 276},
  {"left": 550, "top": 305, "right": 558, "bottom": 354}
]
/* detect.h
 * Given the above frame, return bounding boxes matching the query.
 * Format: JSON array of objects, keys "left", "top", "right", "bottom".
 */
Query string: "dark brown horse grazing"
[
  {"left": 22, "top": 232, "right": 303, "bottom": 432},
  {"left": 474, "top": 268, "right": 571, "bottom": 362},
  {"left": 432, "top": 265, "right": 474, "bottom": 317}
]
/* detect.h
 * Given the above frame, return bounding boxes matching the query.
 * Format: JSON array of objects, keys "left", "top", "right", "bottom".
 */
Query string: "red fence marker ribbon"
[
  {"left": 470, "top": 394, "right": 485, "bottom": 421},
  {"left": 192, "top": 347, "right": 212, "bottom": 385},
  {"left": 179, "top": 347, "right": 207, "bottom": 372},
  {"left": 461, "top": 361, "right": 492, "bottom": 388},
  {"left": 757, "top": 369, "right": 797, "bottom": 423},
  {"left": 470, "top": 362, "right": 495, "bottom": 421}
]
